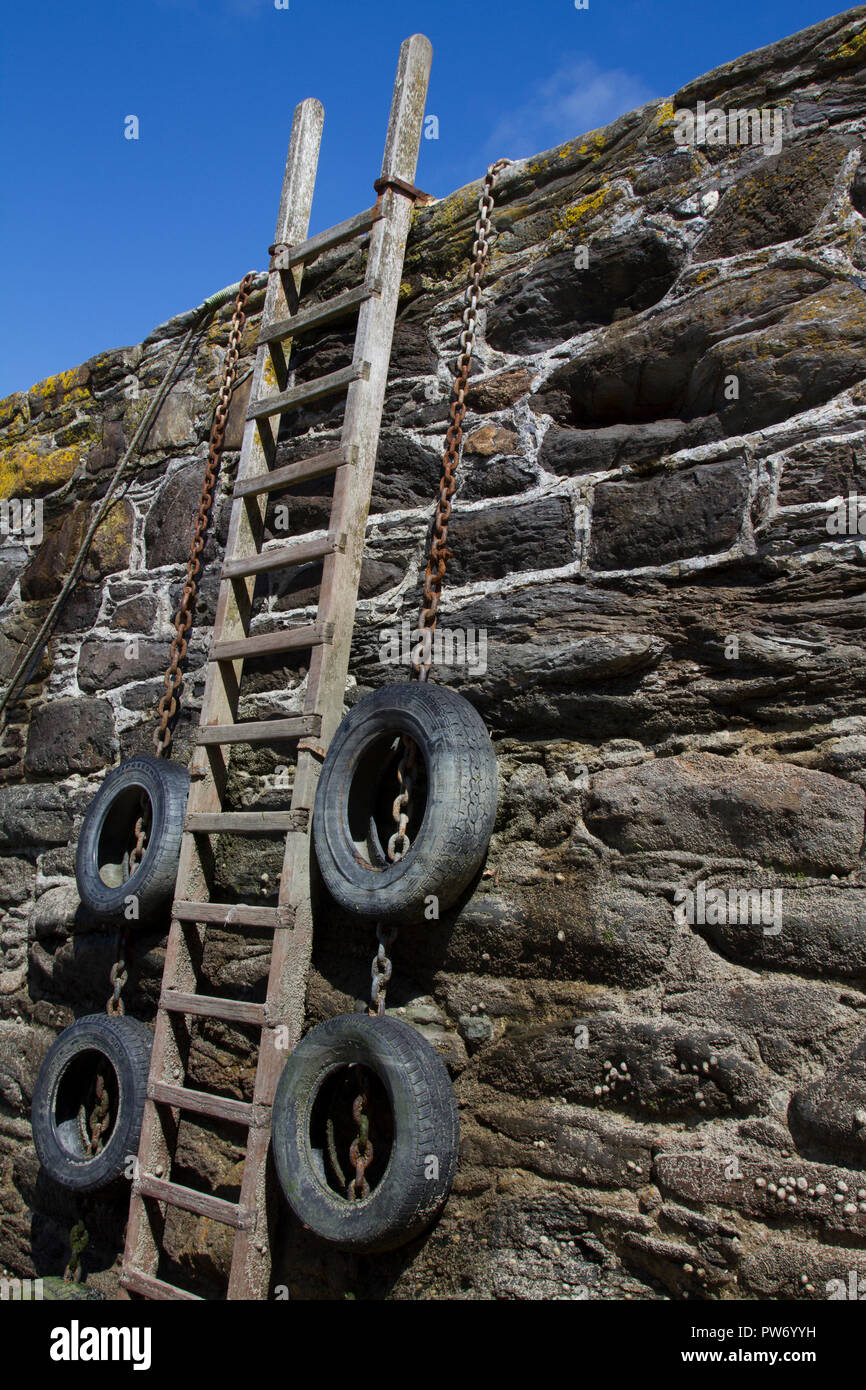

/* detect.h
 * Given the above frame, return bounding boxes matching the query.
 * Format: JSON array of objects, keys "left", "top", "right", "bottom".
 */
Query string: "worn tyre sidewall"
[
  {"left": 272, "top": 1014, "right": 459, "bottom": 1253},
  {"left": 313, "top": 684, "right": 497, "bottom": 923},
  {"left": 31, "top": 1014, "right": 153, "bottom": 1193},
  {"left": 75, "top": 756, "right": 189, "bottom": 921}
]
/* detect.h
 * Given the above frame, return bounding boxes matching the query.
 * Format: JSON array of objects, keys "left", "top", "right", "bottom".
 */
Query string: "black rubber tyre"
[
  {"left": 31, "top": 1014, "right": 153, "bottom": 1193},
  {"left": 313, "top": 683, "right": 498, "bottom": 923},
  {"left": 75, "top": 755, "right": 189, "bottom": 921},
  {"left": 272, "top": 1013, "right": 459, "bottom": 1253}
]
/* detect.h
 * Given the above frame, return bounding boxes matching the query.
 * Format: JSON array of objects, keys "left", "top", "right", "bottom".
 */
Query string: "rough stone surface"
[
  {"left": 586, "top": 754, "right": 865, "bottom": 872},
  {"left": 693, "top": 134, "right": 851, "bottom": 261},
  {"left": 445, "top": 498, "right": 574, "bottom": 583},
  {"left": 486, "top": 231, "right": 685, "bottom": 354},
  {"left": 144, "top": 462, "right": 209, "bottom": 569},
  {"left": 589, "top": 461, "right": 749, "bottom": 569},
  {"left": 24, "top": 698, "right": 116, "bottom": 776},
  {"left": 788, "top": 1038, "right": 866, "bottom": 1164},
  {"left": 77, "top": 638, "right": 170, "bottom": 692},
  {"left": 20, "top": 500, "right": 134, "bottom": 601},
  {"left": 1, "top": 7, "right": 866, "bottom": 1301}
]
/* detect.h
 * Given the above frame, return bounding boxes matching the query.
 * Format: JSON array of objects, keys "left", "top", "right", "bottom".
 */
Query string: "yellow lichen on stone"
[
  {"left": 575, "top": 130, "right": 606, "bottom": 160},
  {"left": 655, "top": 100, "right": 676, "bottom": 128},
  {"left": 27, "top": 367, "right": 89, "bottom": 413},
  {"left": 430, "top": 185, "right": 478, "bottom": 230},
  {"left": 0, "top": 441, "right": 80, "bottom": 500},
  {"left": 555, "top": 186, "right": 609, "bottom": 231},
  {"left": 0, "top": 392, "right": 29, "bottom": 437},
  {"left": 830, "top": 26, "right": 866, "bottom": 63},
  {"left": 94, "top": 503, "right": 132, "bottom": 567}
]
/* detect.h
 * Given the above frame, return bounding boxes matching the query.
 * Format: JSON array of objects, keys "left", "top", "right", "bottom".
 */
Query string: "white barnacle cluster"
[
  {"left": 678, "top": 1055, "right": 720, "bottom": 1110},
  {"left": 593, "top": 1057, "right": 633, "bottom": 1101},
  {"left": 755, "top": 1173, "right": 866, "bottom": 1218}
]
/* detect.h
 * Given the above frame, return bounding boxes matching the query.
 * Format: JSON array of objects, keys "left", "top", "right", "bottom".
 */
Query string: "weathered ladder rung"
[
  {"left": 185, "top": 810, "right": 308, "bottom": 834},
  {"left": 160, "top": 990, "right": 265, "bottom": 1027},
  {"left": 148, "top": 1080, "right": 256, "bottom": 1127},
  {"left": 195, "top": 713, "right": 321, "bottom": 745},
  {"left": 121, "top": 1268, "right": 203, "bottom": 1302},
  {"left": 259, "top": 281, "right": 381, "bottom": 346},
  {"left": 135, "top": 1174, "right": 254, "bottom": 1230},
  {"left": 210, "top": 621, "right": 333, "bottom": 663},
  {"left": 247, "top": 362, "right": 370, "bottom": 422},
  {"left": 222, "top": 532, "right": 345, "bottom": 581},
  {"left": 233, "top": 447, "right": 350, "bottom": 500},
  {"left": 277, "top": 203, "right": 384, "bottom": 268},
  {"left": 174, "top": 900, "right": 294, "bottom": 928}
]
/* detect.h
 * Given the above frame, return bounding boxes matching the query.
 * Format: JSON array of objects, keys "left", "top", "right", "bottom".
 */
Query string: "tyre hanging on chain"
[
  {"left": 74, "top": 756, "right": 189, "bottom": 921},
  {"left": 31, "top": 1014, "right": 153, "bottom": 1193},
  {"left": 272, "top": 1012, "right": 458, "bottom": 1252},
  {"left": 312, "top": 165, "right": 504, "bottom": 924},
  {"left": 313, "top": 682, "right": 498, "bottom": 924}
]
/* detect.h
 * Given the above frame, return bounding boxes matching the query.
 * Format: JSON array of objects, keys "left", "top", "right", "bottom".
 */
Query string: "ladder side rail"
[
  {"left": 122, "top": 96, "right": 324, "bottom": 1296},
  {"left": 305, "top": 33, "right": 433, "bottom": 757},
  {"left": 228, "top": 34, "right": 432, "bottom": 1302}
]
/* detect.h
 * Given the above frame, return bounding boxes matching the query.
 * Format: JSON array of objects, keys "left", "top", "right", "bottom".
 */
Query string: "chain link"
[
  {"left": 411, "top": 158, "right": 511, "bottom": 684},
  {"left": 385, "top": 160, "right": 511, "bottom": 865},
  {"left": 387, "top": 737, "right": 418, "bottom": 862},
  {"left": 369, "top": 921, "right": 397, "bottom": 1017},
  {"left": 127, "top": 790, "right": 150, "bottom": 873},
  {"left": 107, "top": 930, "right": 129, "bottom": 1017},
  {"left": 88, "top": 1074, "right": 111, "bottom": 1154},
  {"left": 350, "top": 161, "right": 510, "bottom": 1198},
  {"left": 346, "top": 1072, "right": 373, "bottom": 1201},
  {"left": 341, "top": 924, "right": 400, "bottom": 1201},
  {"left": 153, "top": 272, "right": 256, "bottom": 757},
  {"left": 345, "top": 922, "right": 401, "bottom": 1198}
]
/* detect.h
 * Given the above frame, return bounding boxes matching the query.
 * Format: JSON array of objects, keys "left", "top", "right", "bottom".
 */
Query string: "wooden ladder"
[{"left": 121, "top": 33, "right": 432, "bottom": 1302}]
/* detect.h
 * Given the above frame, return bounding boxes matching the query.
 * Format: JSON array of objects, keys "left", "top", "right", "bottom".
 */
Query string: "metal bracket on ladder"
[{"left": 121, "top": 33, "right": 433, "bottom": 1303}]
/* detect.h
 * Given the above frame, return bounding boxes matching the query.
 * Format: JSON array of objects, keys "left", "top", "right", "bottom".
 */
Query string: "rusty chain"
[
  {"left": 387, "top": 737, "right": 418, "bottom": 862},
  {"left": 410, "top": 157, "right": 511, "bottom": 685},
  {"left": 346, "top": 1071, "right": 373, "bottom": 1201},
  {"left": 153, "top": 272, "right": 257, "bottom": 758},
  {"left": 344, "top": 923, "right": 398, "bottom": 1200},
  {"left": 127, "top": 789, "right": 150, "bottom": 874},
  {"left": 369, "top": 921, "right": 397, "bottom": 1017},
  {"left": 107, "top": 929, "right": 129, "bottom": 1018},
  {"left": 87, "top": 1074, "right": 111, "bottom": 1154},
  {"left": 385, "top": 160, "right": 511, "bottom": 867}
]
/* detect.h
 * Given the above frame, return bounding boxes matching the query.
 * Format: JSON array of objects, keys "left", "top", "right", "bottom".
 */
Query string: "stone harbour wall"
[{"left": 1, "top": 6, "right": 866, "bottom": 1300}]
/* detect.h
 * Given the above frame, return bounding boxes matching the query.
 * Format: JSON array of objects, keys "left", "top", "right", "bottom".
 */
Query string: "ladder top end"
[
  {"left": 402, "top": 33, "right": 433, "bottom": 62},
  {"left": 295, "top": 96, "right": 325, "bottom": 123}
]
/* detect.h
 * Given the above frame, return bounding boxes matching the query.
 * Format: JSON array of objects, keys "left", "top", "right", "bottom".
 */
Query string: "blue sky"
[{"left": 0, "top": 0, "right": 849, "bottom": 396}]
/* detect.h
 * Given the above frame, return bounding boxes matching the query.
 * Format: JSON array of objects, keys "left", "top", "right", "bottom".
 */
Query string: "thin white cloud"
[{"left": 487, "top": 56, "right": 659, "bottom": 159}]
